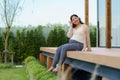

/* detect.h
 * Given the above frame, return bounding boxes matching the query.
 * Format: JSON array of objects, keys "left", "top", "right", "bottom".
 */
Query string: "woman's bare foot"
[
  {"left": 52, "top": 66, "right": 60, "bottom": 72},
  {"left": 52, "top": 68, "right": 58, "bottom": 72},
  {"left": 48, "top": 66, "right": 54, "bottom": 72}
]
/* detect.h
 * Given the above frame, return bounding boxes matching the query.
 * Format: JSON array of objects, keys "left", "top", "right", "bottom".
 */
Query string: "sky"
[{"left": 1, "top": 0, "right": 97, "bottom": 27}]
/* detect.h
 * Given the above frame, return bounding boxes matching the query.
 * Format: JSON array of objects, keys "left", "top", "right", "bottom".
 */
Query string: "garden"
[
  {"left": 0, "top": 24, "right": 96, "bottom": 80},
  {"left": 0, "top": 0, "right": 97, "bottom": 80}
]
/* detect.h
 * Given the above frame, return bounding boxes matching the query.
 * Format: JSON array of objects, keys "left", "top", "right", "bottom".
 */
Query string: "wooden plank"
[
  {"left": 67, "top": 51, "right": 120, "bottom": 70},
  {"left": 47, "top": 56, "right": 53, "bottom": 69},
  {"left": 40, "top": 47, "right": 56, "bottom": 54},
  {"left": 40, "top": 47, "right": 120, "bottom": 69},
  {"left": 39, "top": 53, "right": 47, "bottom": 63}
]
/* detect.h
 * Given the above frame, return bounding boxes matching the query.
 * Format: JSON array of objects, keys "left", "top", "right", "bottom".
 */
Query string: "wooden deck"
[
  {"left": 40, "top": 47, "right": 120, "bottom": 69},
  {"left": 40, "top": 47, "right": 120, "bottom": 80}
]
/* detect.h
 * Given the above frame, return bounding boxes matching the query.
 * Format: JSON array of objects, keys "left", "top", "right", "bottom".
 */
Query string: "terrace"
[
  {"left": 0, "top": 0, "right": 120, "bottom": 80},
  {"left": 40, "top": 0, "right": 120, "bottom": 80}
]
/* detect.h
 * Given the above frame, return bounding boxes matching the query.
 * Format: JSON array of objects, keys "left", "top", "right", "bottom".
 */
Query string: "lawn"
[{"left": 0, "top": 67, "right": 28, "bottom": 80}]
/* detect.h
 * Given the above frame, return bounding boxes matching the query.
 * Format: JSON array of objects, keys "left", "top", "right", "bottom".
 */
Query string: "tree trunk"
[
  {"left": 4, "top": 26, "right": 10, "bottom": 63},
  {"left": 0, "top": 52, "right": 2, "bottom": 62},
  {"left": 0, "top": 0, "right": 22, "bottom": 63}
]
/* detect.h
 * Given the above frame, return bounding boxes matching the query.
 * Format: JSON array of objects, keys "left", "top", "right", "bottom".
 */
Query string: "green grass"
[{"left": 0, "top": 68, "right": 28, "bottom": 80}]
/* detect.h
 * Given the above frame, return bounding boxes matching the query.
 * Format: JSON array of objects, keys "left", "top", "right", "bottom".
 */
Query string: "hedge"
[{"left": 25, "top": 56, "right": 56, "bottom": 80}]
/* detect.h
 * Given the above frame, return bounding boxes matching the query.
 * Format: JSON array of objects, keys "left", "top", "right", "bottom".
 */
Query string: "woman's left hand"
[{"left": 82, "top": 48, "right": 91, "bottom": 52}]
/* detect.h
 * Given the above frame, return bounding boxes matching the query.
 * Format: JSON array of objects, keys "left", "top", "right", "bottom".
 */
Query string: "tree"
[
  {"left": 0, "top": 0, "right": 23, "bottom": 63},
  {"left": 35, "top": 26, "right": 46, "bottom": 58},
  {"left": 47, "top": 25, "right": 68, "bottom": 47},
  {"left": 57, "top": 26, "right": 68, "bottom": 46},
  {"left": 0, "top": 31, "right": 4, "bottom": 62},
  {"left": 0, "top": 29, "right": 4, "bottom": 52},
  {"left": 15, "top": 28, "right": 26, "bottom": 63},
  {"left": 14, "top": 30, "right": 21, "bottom": 62},
  {"left": 90, "top": 25, "right": 96, "bottom": 47},
  {"left": 47, "top": 27, "right": 58, "bottom": 47}
]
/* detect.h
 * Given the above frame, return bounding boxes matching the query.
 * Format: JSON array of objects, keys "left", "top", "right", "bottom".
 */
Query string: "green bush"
[
  {"left": 90, "top": 25, "right": 97, "bottom": 47},
  {"left": 25, "top": 56, "right": 56, "bottom": 80},
  {"left": 14, "top": 25, "right": 46, "bottom": 63},
  {"left": 47, "top": 26, "right": 68, "bottom": 47},
  {"left": 0, "top": 63, "right": 12, "bottom": 68},
  {"left": 24, "top": 56, "right": 36, "bottom": 65},
  {"left": 0, "top": 37, "right": 4, "bottom": 52},
  {"left": 0, "top": 24, "right": 97, "bottom": 63}
]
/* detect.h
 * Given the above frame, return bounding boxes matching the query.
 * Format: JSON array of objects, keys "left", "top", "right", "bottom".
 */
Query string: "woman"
[{"left": 48, "top": 14, "right": 91, "bottom": 72}]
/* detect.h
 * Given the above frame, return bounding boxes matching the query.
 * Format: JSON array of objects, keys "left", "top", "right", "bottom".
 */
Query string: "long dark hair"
[{"left": 70, "top": 14, "right": 84, "bottom": 28}]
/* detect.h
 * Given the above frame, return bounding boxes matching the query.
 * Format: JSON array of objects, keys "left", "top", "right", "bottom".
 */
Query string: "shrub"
[
  {"left": 0, "top": 63, "right": 12, "bottom": 68},
  {"left": 25, "top": 56, "right": 56, "bottom": 80},
  {"left": 90, "top": 25, "right": 97, "bottom": 47},
  {"left": 47, "top": 26, "right": 68, "bottom": 47},
  {"left": 24, "top": 56, "right": 36, "bottom": 65}
]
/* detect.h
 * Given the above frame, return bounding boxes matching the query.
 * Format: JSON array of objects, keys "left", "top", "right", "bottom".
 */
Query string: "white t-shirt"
[
  {"left": 67, "top": 24, "right": 91, "bottom": 50},
  {"left": 70, "top": 25, "right": 85, "bottom": 43}
]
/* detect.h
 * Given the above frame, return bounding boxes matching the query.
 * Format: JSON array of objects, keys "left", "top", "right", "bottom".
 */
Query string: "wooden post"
[
  {"left": 62, "top": 63, "right": 72, "bottom": 80},
  {"left": 47, "top": 56, "right": 53, "bottom": 69},
  {"left": 106, "top": 0, "right": 112, "bottom": 48},
  {"left": 85, "top": 0, "right": 89, "bottom": 25},
  {"left": 39, "top": 53, "right": 47, "bottom": 63},
  {"left": 104, "top": 0, "right": 111, "bottom": 78}
]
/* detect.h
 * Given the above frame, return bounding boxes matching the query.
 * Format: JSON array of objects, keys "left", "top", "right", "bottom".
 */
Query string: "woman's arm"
[
  {"left": 67, "top": 27, "right": 73, "bottom": 38},
  {"left": 82, "top": 25, "right": 91, "bottom": 51},
  {"left": 67, "top": 21, "right": 73, "bottom": 38}
]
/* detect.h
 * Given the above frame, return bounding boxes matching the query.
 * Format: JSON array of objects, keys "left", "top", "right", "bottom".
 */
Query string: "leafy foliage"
[
  {"left": 8, "top": 31, "right": 15, "bottom": 52},
  {"left": 90, "top": 25, "right": 96, "bottom": 47},
  {"left": 0, "top": 63, "right": 12, "bottom": 68},
  {"left": 0, "top": 32, "right": 4, "bottom": 51},
  {"left": 13, "top": 26, "right": 46, "bottom": 63},
  {"left": 25, "top": 56, "right": 56, "bottom": 80},
  {"left": 0, "top": 24, "right": 96, "bottom": 63},
  {"left": 24, "top": 56, "right": 36, "bottom": 65},
  {"left": 47, "top": 26, "right": 68, "bottom": 47}
]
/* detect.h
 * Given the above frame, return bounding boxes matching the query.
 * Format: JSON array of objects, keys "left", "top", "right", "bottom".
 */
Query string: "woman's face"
[{"left": 71, "top": 16, "right": 80, "bottom": 25}]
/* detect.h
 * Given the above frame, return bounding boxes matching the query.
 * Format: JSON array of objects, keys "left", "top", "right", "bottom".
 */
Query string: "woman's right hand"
[
  {"left": 82, "top": 48, "right": 91, "bottom": 52},
  {"left": 69, "top": 21, "right": 73, "bottom": 27}
]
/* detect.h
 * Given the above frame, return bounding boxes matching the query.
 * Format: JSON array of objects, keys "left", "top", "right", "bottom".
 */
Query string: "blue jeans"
[{"left": 52, "top": 39, "right": 83, "bottom": 67}]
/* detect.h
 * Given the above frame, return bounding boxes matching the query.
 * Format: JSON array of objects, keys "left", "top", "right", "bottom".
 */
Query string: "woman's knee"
[
  {"left": 56, "top": 46, "right": 62, "bottom": 52},
  {"left": 61, "top": 45, "right": 70, "bottom": 52},
  {"left": 57, "top": 44, "right": 70, "bottom": 52}
]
